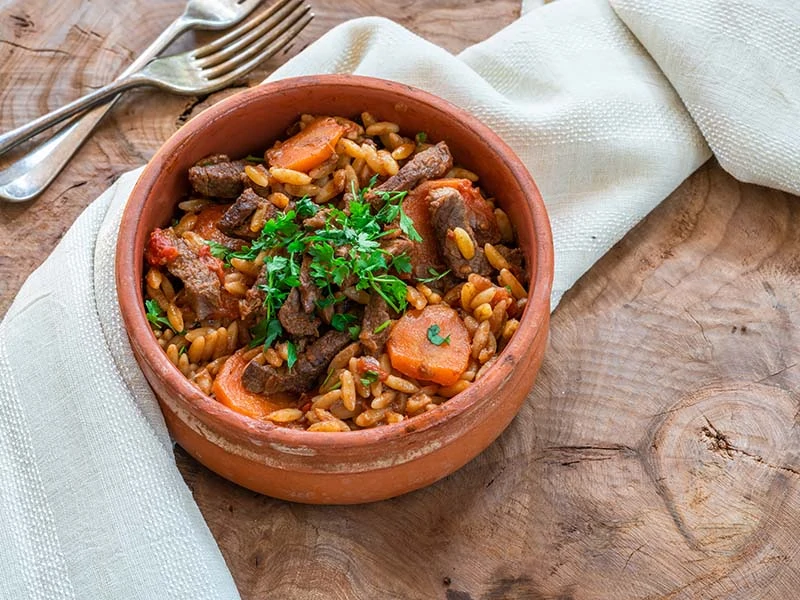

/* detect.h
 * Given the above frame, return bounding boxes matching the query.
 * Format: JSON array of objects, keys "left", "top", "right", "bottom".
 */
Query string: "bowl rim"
[{"left": 116, "top": 74, "right": 554, "bottom": 453}]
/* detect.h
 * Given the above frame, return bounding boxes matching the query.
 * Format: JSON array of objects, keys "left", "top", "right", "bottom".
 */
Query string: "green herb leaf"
[
  {"left": 360, "top": 370, "right": 380, "bottom": 388},
  {"left": 347, "top": 324, "right": 362, "bottom": 340},
  {"left": 296, "top": 195, "right": 319, "bottom": 218},
  {"left": 399, "top": 205, "right": 422, "bottom": 242},
  {"left": 286, "top": 340, "right": 298, "bottom": 369},
  {"left": 415, "top": 131, "right": 428, "bottom": 144},
  {"left": 245, "top": 154, "right": 265, "bottom": 163},
  {"left": 249, "top": 318, "right": 283, "bottom": 348},
  {"left": 145, "top": 299, "right": 178, "bottom": 332},
  {"left": 391, "top": 253, "right": 412, "bottom": 274},
  {"left": 205, "top": 240, "right": 231, "bottom": 261},
  {"left": 418, "top": 268, "right": 451, "bottom": 284},
  {"left": 373, "top": 319, "right": 392, "bottom": 334},
  {"left": 427, "top": 323, "right": 451, "bottom": 346},
  {"left": 331, "top": 312, "right": 358, "bottom": 332}
]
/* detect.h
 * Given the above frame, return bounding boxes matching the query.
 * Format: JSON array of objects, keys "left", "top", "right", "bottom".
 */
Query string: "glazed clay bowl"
[{"left": 117, "top": 75, "right": 553, "bottom": 504}]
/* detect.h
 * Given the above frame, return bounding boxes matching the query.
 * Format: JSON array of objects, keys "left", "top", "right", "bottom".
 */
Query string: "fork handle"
[
  {"left": 0, "top": 17, "right": 190, "bottom": 202},
  {"left": 0, "top": 76, "right": 153, "bottom": 156}
]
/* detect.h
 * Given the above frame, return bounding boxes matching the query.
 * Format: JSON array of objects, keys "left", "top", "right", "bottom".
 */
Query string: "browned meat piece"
[
  {"left": 278, "top": 287, "right": 320, "bottom": 337},
  {"left": 299, "top": 255, "right": 320, "bottom": 313},
  {"left": 429, "top": 187, "right": 501, "bottom": 279},
  {"left": 359, "top": 294, "right": 393, "bottom": 356},
  {"left": 367, "top": 142, "right": 453, "bottom": 204},
  {"left": 381, "top": 235, "right": 446, "bottom": 281},
  {"left": 495, "top": 245, "right": 527, "bottom": 284},
  {"left": 302, "top": 207, "right": 331, "bottom": 230},
  {"left": 188, "top": 154, "right": 245, "bottom": 198},
  {"left": 238, "top": 264, "right": 266, "bottom": 322},
  {"left": 217, "top": 188, "right": 278, "bottom": 239},
  {"left": 242, "top": 330, "right": 352, "bottom": 394},
  {"left": 145, "top": 228, "right": 233, "bottom": 320}
]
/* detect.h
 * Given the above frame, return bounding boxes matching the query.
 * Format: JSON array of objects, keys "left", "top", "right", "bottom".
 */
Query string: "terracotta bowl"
[{"left": 117, "top": 75, "right": 553, "bottom": 504}]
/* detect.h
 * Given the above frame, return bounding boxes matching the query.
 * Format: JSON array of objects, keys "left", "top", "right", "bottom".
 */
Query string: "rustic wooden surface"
[
  {"left": 0, "top": 0, "right": 520, "bottom": 316},
  {"left": 178, "top": 161, "right": 800, "bottom": 599},
  {"left": 4, "top": 2, "right": 799, "bottom": 599}
]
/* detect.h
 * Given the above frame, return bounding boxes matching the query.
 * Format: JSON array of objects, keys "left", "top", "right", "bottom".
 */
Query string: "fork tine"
[
  {"left": 204, "top": 11, "right": 313, "bottom": 89},
  {"left": 193, "top": 0, "right": 296, "bottom": 59},
  {"left": 196, "top": 0, "right": 306, "bottom": 68},
  {"left": 202, "top": 6, "right": 312, "bottom": 81}
]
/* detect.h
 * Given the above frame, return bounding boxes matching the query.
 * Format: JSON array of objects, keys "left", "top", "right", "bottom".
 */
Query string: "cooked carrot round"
[
  {"left": 212, "top": 350, "right": 294, "bottom": 419},
  {"left": 266, "top": 117, "right": 346, "bottom": 173},
  {"left": 386, "top": 304, "right": 470, "bottom": 386}
]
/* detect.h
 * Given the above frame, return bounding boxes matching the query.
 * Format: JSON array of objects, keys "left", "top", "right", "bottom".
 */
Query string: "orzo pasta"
[{"left": 143, "top": 112, "right": 529, "bottom": 431}]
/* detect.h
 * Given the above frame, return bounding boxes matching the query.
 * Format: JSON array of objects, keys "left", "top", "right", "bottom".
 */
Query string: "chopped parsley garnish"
[
  {"left": 286, "top": 340, "right": 298, "bottom": 369},
  {"left": 331, "top": 313, "right": 358, "bottom": 332},
  {"left": 418, "top": 267, "right": 450, "bottom": 284},
  {"left": 205, "top": 240, "right": 231, "bottom": 261},
  {"left": 145, "top": 299, "right": 180, "bottom": 333},
  {"left": 249, "top": 318, "right": 283, "bottom": 348},
  {"left": 245, "top": 154, "right": 265, "bottom": 163},
  {"left": 427, "top": 324, "right": 450, "bottom": 346},
  {"left": 415, "top": 131, "right": 428, "bottom": 144},
  {"left": 360, "top": 370, "right": 380, "bottom": 388},
  {"left": 373, "top": 319, "right": 392, "bottom": 334},
  {"left": 206, "top": 180, "right": 420, "bottom": 353}
]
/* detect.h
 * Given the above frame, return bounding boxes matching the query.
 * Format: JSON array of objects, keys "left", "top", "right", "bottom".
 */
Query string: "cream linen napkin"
[{"left": 1, "top": 0, "right": 797, "bottom": 597}]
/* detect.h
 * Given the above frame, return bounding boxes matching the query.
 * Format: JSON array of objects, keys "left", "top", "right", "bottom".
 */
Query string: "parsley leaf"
[
  {"left": 331, "top": 313, "right": 358, "bottom": 332},
  {"left": 418, "top": 268, "right": 451, "bottom": 284},
  {"left": 360, "top": 370, "right": 380, "bottom": 388},
  {"left": 245, "top": 154, "right": 265, "bottom": 163},
  {"left": 399, "top": 205, "right": 422, "bottom": 242},
  {"left": 145, "top": 299, "right": 179, "bottom": 333},
  {"left": 427, "top": 324, "right": 451, "bottom": 346},
  {"left": 373, "top": 319, "right": 392, "bottom": 334},
  {"left": 286, "top": 340, "right": 298, "bottom": 369},
  {"left": 249, "top": 318, "right": 283, "bottom": 348},
  {"left": 205, "top": 240, "right": 231, "bottom": 261},
  {"left": 296, "top": 195, "right": 318, "bottom": 218},
  {"left": 415, "top": 131, "right": 427, "bottom": 144}
]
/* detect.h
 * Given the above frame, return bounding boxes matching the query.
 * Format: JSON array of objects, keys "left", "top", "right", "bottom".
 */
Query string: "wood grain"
[
  {"left": 179, "top": 161, "right": 800, "bottom": 599},
  {"left": 0, "top": 0, "right": 520, "bottom": 317}
]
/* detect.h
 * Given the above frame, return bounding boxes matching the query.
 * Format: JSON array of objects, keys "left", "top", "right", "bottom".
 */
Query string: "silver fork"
[
  {"left": 0, "top": 1, "right": 312, "bottom": 157},
  {"left": 0, "top": 0, "right": 309, "bottom": 203}
]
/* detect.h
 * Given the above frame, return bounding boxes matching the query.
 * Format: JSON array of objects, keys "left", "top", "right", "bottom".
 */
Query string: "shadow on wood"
[{"left": 179, "top": 160, "right": 800, "bottom": 599}]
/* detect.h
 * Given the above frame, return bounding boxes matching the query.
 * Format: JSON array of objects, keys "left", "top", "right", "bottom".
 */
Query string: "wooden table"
[{"left": 3, "top": 1, "right": 799, "bottom": 598}]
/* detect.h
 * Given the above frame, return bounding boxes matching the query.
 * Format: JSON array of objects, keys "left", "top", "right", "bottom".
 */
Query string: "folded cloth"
[{"left": 0, "top": 0, "right": 796, "bottom": 597}]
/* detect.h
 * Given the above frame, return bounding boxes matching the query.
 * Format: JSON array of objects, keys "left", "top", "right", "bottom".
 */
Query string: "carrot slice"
[
  {"left": 266, "top": 117, "right": 346, "bottom": 172},
  {"left": 192, "top": 203, "right": 230, "bottom": 242},
  {"left": 212, "top": 350, "right": 294, "bottom": 419},
  {"left": 386, "top": 304, "right": 471, "bottom": 386}
]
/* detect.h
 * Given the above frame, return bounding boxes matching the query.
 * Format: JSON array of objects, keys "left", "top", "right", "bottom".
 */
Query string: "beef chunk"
[
  {"left": 302, "top": 207, "right": 331, "bottom": 230},
  {"left": 188, "top": 154, "right": 245, "bottom": 198},
  {"left": 381, "top": 235, "right": 446, "bottom": 281},
  {"left": 429, "top": 187, "right": 500, "bottom": 279},
  {"left": 367, "top": 142, "right": 453, "bottom": 203},
  {"left": 278, "top": 287, "right": 320, "bottom": 337},
  {"left": 217, "top": 188, "right": 277, "bottom": 240},
  {"left": 299, "top": 255, "right": 321, "bottom": 313},
  {"left": 145, "top": 228, "right": 228, "bottom": 320},
  {"left": 359, "top": 294, "right": 392, "bottom": 356},
  {"left": 495, "top": 245, "right": 527, "bottom": 284},
  {"left": 242, "top": 330, "right": 352, "bottom": 394},
  {"left": 239, "top": 264, "right": 266, "bottom": 322}
]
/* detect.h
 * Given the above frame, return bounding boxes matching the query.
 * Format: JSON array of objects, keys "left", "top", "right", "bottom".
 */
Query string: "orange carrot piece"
[
  {"left": 192, "top": 203, "right": 230, "bottom": 243},
  {"left": 212, "top": 350, "right": 294, "bottom": 419},
  {"left": 266, "top": 117, "right": 346, "bottom": 172},
  {"left": 386, "top": 304, "right": 471, "bottom": 386}
]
